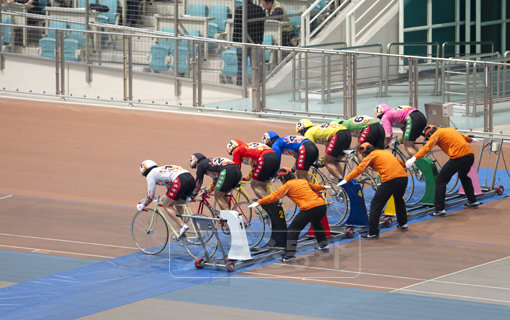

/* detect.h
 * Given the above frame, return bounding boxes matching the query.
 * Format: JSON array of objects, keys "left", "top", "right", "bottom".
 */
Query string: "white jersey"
[{"left": 144, "top": 165, "right": 189, "bottom": 202}]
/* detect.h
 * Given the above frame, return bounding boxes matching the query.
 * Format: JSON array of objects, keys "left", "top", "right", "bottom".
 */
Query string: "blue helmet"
[{"left": 262, "top": 131, "right": 280, "bottom": 147}]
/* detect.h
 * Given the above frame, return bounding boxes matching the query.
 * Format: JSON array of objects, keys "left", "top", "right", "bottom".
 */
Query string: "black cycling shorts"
[
  {"left": 215, "top": 164, "right": 242, "bottom": 193},
  {"left": 359, "top": 123, "right": 385, "bottom": 149},
  {"left": 297, "top": 141, "right": 319, "bottom": 171},
  {"left": 403, "top": 110, "right": 427, "bottom": 142},
  {"left": 325, "top": 129, "right": 352, "bottom": 157},
  {"left": 166, "top": 172, "right": 195, "bottom": 201},
  {"left": 253, "top": 152, "right": 280, "bottom": 181}
]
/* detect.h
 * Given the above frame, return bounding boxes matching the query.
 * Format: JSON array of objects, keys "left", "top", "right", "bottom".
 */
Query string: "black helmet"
[
  {"left": 277, "top": 167, "right": 295, "bottom": 184},
  {"left": 189, "top": 153, "right": 207, "bottom": 169}
]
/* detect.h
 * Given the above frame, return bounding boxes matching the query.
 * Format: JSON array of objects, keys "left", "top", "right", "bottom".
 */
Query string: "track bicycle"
[
  {"left": 131, "top": 195, "right": 218, "bottom": 258},
  {"left": 207, "top": 184, "right": 269, "bottom": 248},
  {"left": 386, "top": 138, "right": 417, "bottom": 203},
  {"left": 309, "top": 160, "right": 349, "bottom": 227},
  {"left": 340, "top": 150, "right": 381, "bottom": 192}
]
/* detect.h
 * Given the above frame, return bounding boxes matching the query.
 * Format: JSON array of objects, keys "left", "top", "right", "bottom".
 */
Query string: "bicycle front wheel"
[
  {"left": 132, "top": 209, "right": 169, "bottom": 255},
  {"left": 233, "top": 201, "right": 267, "bottom": 248},
  {"left": 323, "top": 182, "right": 349, "bottom": 227}
]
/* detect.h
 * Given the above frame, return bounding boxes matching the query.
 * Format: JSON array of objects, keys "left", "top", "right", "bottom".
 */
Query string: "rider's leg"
[
  {"left": 403, "top": 140, "right": 418, "bottom": 157},
  {"left": 296, "top": 169, "right": 308, "bottom": 180},
  {"left": 251, "top": 179, "right": 268, "bottom": 198},
  {"left": 214, "top": 189, "right": 230, "bottom": 210},
  {"left": 162, "top": 197, "right": 186, "bottom": 229},
  {"left": 324, "top": 154, "right": 343, "bottom": 180}
]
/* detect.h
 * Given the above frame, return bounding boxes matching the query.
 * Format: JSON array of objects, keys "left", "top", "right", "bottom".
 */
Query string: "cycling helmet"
[
  {"left": 227, "top": 139, "right": 244, "bottom": 155},
  {"left": 359, "top": 142, "right": 375, "bottom": 156},
  {"left": 423, "top": 125, "right": 438, "bottom": 141},
  {"left": 277, "top": 167, "right": 295, "bottom": 184},
  {"left": 296, "top": 119, "right": 314, "bottom": 135},
  {"left": 374, "top": 104, "right": 390, "bottom": 119},
  {"left": 140, "top": 160, "right": 158, "bottom": 176},
  {"left": 262, "top": 131, "right": 280, "bottom": 147},
  {"left": 189, "top": 153, "right": 206, "bottom": 169}
]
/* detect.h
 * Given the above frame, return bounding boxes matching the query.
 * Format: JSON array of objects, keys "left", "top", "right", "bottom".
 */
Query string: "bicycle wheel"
[
  {"left": 392, "top": 149, "right": 416, "bottom": 203},
  {"left": 233, "top": 201, "right": 267, "bottom": 248},
  {"left": 323, "top": 181, "right": 349, "bottom": 227},
  {"left": 131, "top": 209, "right": 169, "bottom": 255},
  {"left": 181, "top": 218, "right": 219, "bottom": 259}
]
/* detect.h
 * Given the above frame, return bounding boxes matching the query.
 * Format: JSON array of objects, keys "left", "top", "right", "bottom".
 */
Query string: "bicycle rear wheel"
[
  {"left": 323, "top": 182, "right": 349, "bottom": 227},
  {"left": 181, "top": 220, "right": 219, "bottom": 259},
  {"left": 132, "top": 209, "right": 169, "bottom": 255},
  {"left": 392, "top": 149, "right": 416, "bottom": 203},
  {"left": 233, "top": 201, "right": 267, "bottom": 248}
]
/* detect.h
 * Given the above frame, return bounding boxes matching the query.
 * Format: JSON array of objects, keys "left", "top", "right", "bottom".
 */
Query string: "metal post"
[
  {"left": 352, "top": 54, "right": 357, "bottom": 116},
  {"left": 483, "top": 64, "right": 488, "bottom": 132},
  {"left": 465, "top": 62, "right": 470, "bottom": 115},
  {"left": 128, "top": 36, "right": 133, "bottom": 102},
  {"left": 408, "top": 57, "right": 413, "bottom": 106},
  {"left": 327, "top": 54, "right": 331, "bottom": 103},
  {"left": 123, "top": 35, "right": 128, "bottom": 101},
  {"left": 320, "top": 53, "right": 325, "bottom": 104},
  {"left": 488, "top": 64, "right": 493, "bottom": 132},
  {"left": 59, "top": 31, "right": 65, "bottom": 96},
  {"left": 413, "top": 58, "right": 418, "bottom": 108},
  {"left": 241, "top": 0, "right": 247, "bottom": 98},
  {"left": 174, "top": 0, "right": 180, "bottom": 97},
  {"left": 0, "top": 6, "right": 4, "bottom": 71},
  {"left": 197, "top": 41, "right": 203, "bottom": 107},
  {"left": 304, "top": 51, "right": 309, "bottom": 112},
  {"left": 192, "top": 41, "right": 197, "bottom": 106},
  {"left": 473, "top": 62, "right": 477, "bottom": 116},
  {"left": 292, "top": 53, "right": 296, "bottom": 101},
  {"left": 343, "top": 54, "right": 349, "bottom": 118},
  {"left": 85, "top": 0, "right": 91, "bottom": 83},
  {"left": 261, "top": 48, "right": 266, "bottom": 112},
  {"left": 55, "top": 30, "right": 60, "bottom": 95}
]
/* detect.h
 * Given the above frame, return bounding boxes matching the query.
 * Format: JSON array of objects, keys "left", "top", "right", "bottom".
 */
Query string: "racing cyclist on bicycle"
[
  {"left": 227, "top": 139, "right": 286, "bottom": 247},
  {"left": 375, "top": 104, "right": 427, "bottom": 156},
  {"left": 262, "top": 131, "right": 319, "bottom": 180},
  {"left": 137, "top": 160, "right": 195, "bottom": 239},
  {"left": 189, "top": 153, "right": 242, "bottom": 211},
  {"left": 296, "top": 119, "right": 351, "bottom": 181}
]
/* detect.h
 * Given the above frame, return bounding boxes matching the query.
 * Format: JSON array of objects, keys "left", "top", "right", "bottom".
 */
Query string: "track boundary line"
[
  {"left": 0, "top": 232, "right": 136, "bottom": 249},
  {"left": 0, "top": 195, "right": 13, "bottom": 200},
  {"left": 0, "top": 244, "right": 115, "bottom": 259},
  {"left": 398, "top": 288, "right": 510, "bottom": 304}
]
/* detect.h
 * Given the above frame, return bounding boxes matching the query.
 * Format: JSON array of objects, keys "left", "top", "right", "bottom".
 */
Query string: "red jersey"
[{"left": 232, "top": 142, "right": 275, "bottom": 168}]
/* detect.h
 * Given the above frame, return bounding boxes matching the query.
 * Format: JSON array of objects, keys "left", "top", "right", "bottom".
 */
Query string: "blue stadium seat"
[
  {"left": 158, "top": 27, "right": 176, "bottom": 54},
  {"left": 39, "top": 37, "right": 56, "bottom": 59},
  {"left": 97, "top": 0, "right": 118, "bottom": 24},
  {"left": 221, "top": 47, "right": 251, "bottom": 79},
  {"left": 68, "top": 24, "right": 86, "bottom": 48},
  {"left": 286, "top": 10, "right": 301, "bottom": 37},
  {"left": 262, "top": 34, "right": 273, "bottom": 62},
  {"left": 2, "top": 17, "right": 12, "bottom": 45},
  {"left": 148, "top": 44, "right": 170, "bottom": 72},
  {"left": 209, "top": 5, "right": 228, "bottom": 33},
  {"left": 47, "top": 21, "right": 67, "bottom": 39},
  {"left": 64, "top": 38, "right": 80, "bottom": 61},
  {"left": 187, "top": 4, "right": 207, "bottom": 17},
  {"left": 170, "top": 29, "right": 199, "bottom": 75}
]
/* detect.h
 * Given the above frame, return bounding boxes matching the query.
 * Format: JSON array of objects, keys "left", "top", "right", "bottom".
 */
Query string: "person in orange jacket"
[
  {"left": 338, "top": 142, "right": 409, "bottom": 238},
  {"left": 405, "top": 125, "right": 480, "bottom": 216},
  {"left": 249, "top": 167, "right": 330, "bottom": 262}
]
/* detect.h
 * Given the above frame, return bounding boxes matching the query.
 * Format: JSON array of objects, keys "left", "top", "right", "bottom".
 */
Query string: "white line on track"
[
  {"left": 397, "top": 288, "right": 510, "bottom": 304},
  {"left": 0, "top": 195, "right": 13, "bottom": 200},
  {"left": 0, "top": 244, "right": 115, "bottom": 259},
  {"left": 0, "top": 232, "right": 137, "bottom": 249},
  {"left": 392, "top": 255, "right": 510, "bottom": 293}
]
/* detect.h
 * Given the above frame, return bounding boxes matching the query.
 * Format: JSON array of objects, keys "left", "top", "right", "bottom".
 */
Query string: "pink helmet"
[{"left": 374, "top": 104, "right": 390, "bottom": 119}]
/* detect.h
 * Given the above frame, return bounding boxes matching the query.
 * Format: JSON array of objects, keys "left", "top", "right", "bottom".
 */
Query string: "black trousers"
[
  {"left": 435, "top": 153, "right": 476, "bottom": 211},
  {"left": 286, "top": 204, "right": 327, "bottom": 258},
  {"left": 369, "top": 176, "right": 408, "bottom": 235}
]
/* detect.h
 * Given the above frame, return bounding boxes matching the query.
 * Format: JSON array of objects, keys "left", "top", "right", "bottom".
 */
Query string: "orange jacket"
[
  {"left": 257, "top": 179, "right": 325, "bottom": 211},
  {"left": 345, "top": 149, "right": 407, "bottom": 183},
  {"left": 414, "top": 127, "right": 473, "bottom": 160}
]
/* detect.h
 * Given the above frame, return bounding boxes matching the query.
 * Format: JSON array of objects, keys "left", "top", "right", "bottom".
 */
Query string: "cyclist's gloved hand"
[
  {"left": 241, "top": 176, "right": 251, "bottom": 182},
  {"left": 136, "top": 203, "right": 145, "bottom": 211},
  {"left": 248, "top": 202, "right": 260, "bottom": 209},
  {"left": 337, "top": 179, "right": 347, "bottom": 187},
  {"left": 406, "top": 156, "right": 416, "bottom": 168},
  {"left": 471, "top": 138, "right": 480, "bottom": 143},
  {"left": 324, "top": 185, "right": 332, "bottom": 189}
]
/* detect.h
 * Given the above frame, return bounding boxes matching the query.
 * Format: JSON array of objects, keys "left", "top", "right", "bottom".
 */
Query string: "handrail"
[
  {"left": 345, "top": 0, "right": 397, "bottom": 46},
  {"left": 441, "top": 41, "right": 495, "bottom": 58},
  {"left": 301, "top": 0, "right": 350, "bottom": 46}
]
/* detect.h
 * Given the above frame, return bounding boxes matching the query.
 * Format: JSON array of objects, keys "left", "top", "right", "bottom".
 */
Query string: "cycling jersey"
[
  {"left": 271, "top": 135, "right": 310, "bottom": 158},
  {"left": 345, "top": 149, "right": 407, "bottom": 183},
  {"left": 143, "top": 165, "right": 192, "bottom": 203},
  {"left": 380, "top": 105, "right": 417, "bottom": 138},
  {"left": 257, "top": 179, "right": 326, "bottom": 211},
  {"left": 341, "top": 115, "right": 380, "bottom": 137},
  {"left": 303, "top": 123, "right": 347, "bottom": 145},
  {"left": 232, "top": 142, "right": 274, "bottom": 167},
  {"left": 232, "top": 142, "right": 280, "bottom": 181},
  {"left": 414, "top": 127, "right": 474, "bottom": 160},
  {"left": 194, "top": 157, "right": 238, "bottom": 193}
]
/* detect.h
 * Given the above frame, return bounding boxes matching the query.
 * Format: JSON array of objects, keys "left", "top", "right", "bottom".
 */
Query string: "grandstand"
[{"left": 0, "top": 0, "right": 509, "bottom": 131}]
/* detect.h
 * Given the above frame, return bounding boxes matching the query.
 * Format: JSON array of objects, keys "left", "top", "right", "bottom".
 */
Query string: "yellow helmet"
[{"left": 296, "top": 119, "right": 314, "bottom": 134}]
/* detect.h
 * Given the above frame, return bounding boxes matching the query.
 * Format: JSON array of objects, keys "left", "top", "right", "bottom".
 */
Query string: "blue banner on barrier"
[{"left": 343, "top": 180, "right": 369, "bottom": 226}]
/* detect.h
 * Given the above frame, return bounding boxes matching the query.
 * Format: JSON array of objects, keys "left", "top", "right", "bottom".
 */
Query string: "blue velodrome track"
[{"left": 1, "top": 168, "right": 510, "bottom": 319}]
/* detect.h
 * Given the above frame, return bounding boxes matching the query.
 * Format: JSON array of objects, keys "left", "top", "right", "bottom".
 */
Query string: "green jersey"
[{"left": 334, "top": 115, "right": 380, "bottom": 136}]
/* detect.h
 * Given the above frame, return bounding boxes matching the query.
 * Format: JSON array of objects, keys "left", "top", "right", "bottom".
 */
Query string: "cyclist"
[
  {"left": 227, "top": 139, "right": 285, "bottom": 247},
  {"left": 296, "top": 119, "right": 351, "bottom": 180},
  {"left": 333, "top": 115, "right": 385, "bottom": 156},
  {"left": 189, "top": 153, "right": 242, "bottom": 211},
  {"left": 137, "top": 160, "right": 195, "bottom": 239},
  {"left": 249, "top": 167, "right": 330, "bottom": 262},
  {"left": 262, "top": 131, "right": 319, "bottom": 180},
  {"left": 406, "top": 125, "right": 479, "bottom": 216},
  {"left": 375, "top": 104, "right": 427, "bottom": 156},
  {"left": 338, "top": 143, "right": 408, "bottom": 238}
]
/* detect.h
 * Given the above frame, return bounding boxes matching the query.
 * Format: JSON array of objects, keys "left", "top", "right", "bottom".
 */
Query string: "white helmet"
[{"left": 140, "top": 160, "right": 158, "bottom": 176}]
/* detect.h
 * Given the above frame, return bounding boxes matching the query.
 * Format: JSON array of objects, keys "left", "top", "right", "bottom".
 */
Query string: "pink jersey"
[{"left": 380, "top": 105, "right": 417, "bottom": 138}]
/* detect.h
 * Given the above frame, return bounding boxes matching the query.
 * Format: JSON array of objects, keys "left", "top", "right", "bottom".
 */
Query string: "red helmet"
[{"left": 227, "top": 139, "right": 244, "bottom": 155}]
